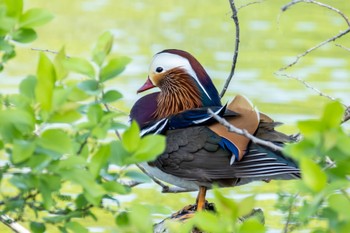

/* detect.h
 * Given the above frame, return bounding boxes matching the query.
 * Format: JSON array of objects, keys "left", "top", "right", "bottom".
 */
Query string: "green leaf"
[
  {"left": 49, "top": 108, "right": 82, "bottom": 123},
  {"left": 19, "top": 8, "right": 53, "bottom": 28},
  {"left": 35, "top": 53, "right": 56, "bottom": 112},
  {"left": 321, "top": 101, "right": 344, "bottom": 128},
  {"left": 102, "top": 181, "right": 130, "bottom": 194},
  {"left": 59, "top": 169, "right": 105, "bottom": 204},
  {"left": 89, "top": 144, "right": 110, "bottom": 178},
  {"left": 115, "top": 212, "right": 129, "bottom": 227},
  {"left": 300, "top": 158, "right": 327, "bottom": 192},
  {"left": 54, "top": 47, "right": 68, "bottom": 80},
  {"left": 4, "top": 0, "right": 23, "bottom": 19},
  {"left": 132, "top": 134, "right": 165, "bottom": 162},
  {"left": 99, "top": 56, "right": 130, "bottom": 82},
  {"left": 26, "top": 154, "right": 52, "bottom": 172},
  {"left": 12, "top": 140, "right": 35, "bottom": 164},
  {"left": 328, "top": 194, "right": 350, "bottom": 220},
  {"left": 102, "top": 90, "right": 122, "bottom": 103},
  {"left": 37, "top": 129, "right": 72, "bottom": 155},
  {"left": 0, "top": 109, "right": 35, "bottom": 142},
  {"left": 92, "top": 31, "right": 113, "bottom": 66},
  {"left": 193, "top": 211, "right": 222, "bottom": 233},
  {"left": 11, "top": 28, "right": 37, "bottom": 43},
  {"left": 237, "top": 195, "right": 255, "bottom": 217},
  {"left": 65, "top": 222, "right": 88, "bottom": 233},
  {"left": 129, "top": 204, "right": 153, "bottom": 233},
  {"left": 0, "top": 10, "right": 16, "bottom": 32},
  {"left": 77, "top": 80, "right": 100, "bottom": 95},
  {"left": 87, "top": 104, "right": 103, "bottom": 124},
  {"left": 109, "top": 140, "right": 131, "bottom": 166},
  {"left": 63, "top": 57, "right": 95, "bottom": 78},
  {"left": 39, "top": 175, "right": 61, "bottom": 209},
  {"left": 239, "top": 219, "right": 265, "bottom": 233},
  {"left": 30, "top": 221, "right": 46, "bottom": 233},
  {"left": 122, "top": 121, "right": 140, "bottom": 153},
  {"left": 19, "top": 75, "right": 37, "bottom": 100}
]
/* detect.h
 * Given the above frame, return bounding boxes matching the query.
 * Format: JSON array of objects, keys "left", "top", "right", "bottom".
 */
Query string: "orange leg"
[{"left": 196, "top": 186, "right": 207, "bottom": 211}]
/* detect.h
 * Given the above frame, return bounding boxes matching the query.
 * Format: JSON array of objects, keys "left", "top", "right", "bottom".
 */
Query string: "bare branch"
[
  {"left": 335, "top": 44, "right": 350, "bottom": 52},
  {"left": 275, "top": 73, "right": 350, "bottom": 124},
  {"left": 283, "top": 194, "right": 299, "bottom": 233},
  {"left": 31, "top": 48, "right": 71, "bottom": 58},
  {"left": 0, "top": 215, "right": 30, "bottom": 233},
  {"left": 279, "top": 28, "right": 350, "bottom": 71},
  {"left": 282, "top": 0, "right": 350, "bottom": 27},
  {"left": 275, "top": 73, "right": 338, "bottom": 102},
  {"left": 279, "top": 0, "right": 350, "bottom": 71},
  {"left": 220, "top": 0, "right": 240, "bottom": 98},
  {"left": 207, "top": 109, "right": 283, "bottom": 152},
  {"left": 238, "top": 0, "right": 265, "bottom": 10}
]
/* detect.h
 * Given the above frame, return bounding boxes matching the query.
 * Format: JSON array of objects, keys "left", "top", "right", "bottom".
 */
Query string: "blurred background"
[{"left": 0, "top": 0, "right": 349, "bottom": 232}]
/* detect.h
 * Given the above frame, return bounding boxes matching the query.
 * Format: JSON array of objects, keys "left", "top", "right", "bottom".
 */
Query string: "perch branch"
[
  {"left": 207, "top": 109, "right": 283, "bottom": 152},
  {"left": 279, "top": 0, "right": 350, "bottom": 71},
  {"left": 220, "top": 0, "right": 240, "bottom": 98}
]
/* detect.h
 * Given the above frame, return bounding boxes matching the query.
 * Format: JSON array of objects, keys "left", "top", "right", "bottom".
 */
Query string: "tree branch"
[
  {"left": 279, "top": 28, "right": 350, "bottom": 71},
  {"left": 335, "top": 44, "right": 350, "bottom": 52},
  {"left": 279, "top": 0, "right": 350, "bottom": 71},
  {"left": 220, "top": 0, "right": 240, "bottom": 98},
  {"left": 0, "top": 215, "right": 30, "bottom": 233},
  {"left": 207, "top": 109, "right": 283, "bottom": 152}
]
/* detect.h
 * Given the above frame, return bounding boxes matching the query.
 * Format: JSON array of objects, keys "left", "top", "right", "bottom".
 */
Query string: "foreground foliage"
[{"left": 0, "top": 1, "right": 165, "bottom": 232}]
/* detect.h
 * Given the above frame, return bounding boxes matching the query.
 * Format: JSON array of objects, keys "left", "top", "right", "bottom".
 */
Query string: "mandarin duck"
[{"left": 130, "top": 49, "right": 300, "bottom": 211}]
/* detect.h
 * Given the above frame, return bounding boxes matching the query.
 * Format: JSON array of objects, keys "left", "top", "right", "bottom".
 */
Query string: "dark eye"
[{"left": 156, "top": 67, "right": 163, "bottom": 73}]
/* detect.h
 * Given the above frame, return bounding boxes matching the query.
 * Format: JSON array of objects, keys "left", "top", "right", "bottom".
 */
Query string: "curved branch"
[
  {"left": 282, "top": 0, "right": 350, "bottom": 27},
  {"left": 279, "top": 28, "right": 350, "bottom": 71},
  {"left": 279, "top": 0, "right": 350, "bottom": 71},
  {"left": 220, "top": 0, "right": 240, "bottom": 98}
]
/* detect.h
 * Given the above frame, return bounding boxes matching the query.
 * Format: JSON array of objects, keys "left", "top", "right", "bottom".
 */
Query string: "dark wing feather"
[{"left": 152, "top": 126, "right": 300, "bottom": 188}]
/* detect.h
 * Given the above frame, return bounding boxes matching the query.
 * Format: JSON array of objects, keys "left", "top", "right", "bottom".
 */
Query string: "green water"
[{"left": 1, "top": 0, "right": 349, "bottom": 232}]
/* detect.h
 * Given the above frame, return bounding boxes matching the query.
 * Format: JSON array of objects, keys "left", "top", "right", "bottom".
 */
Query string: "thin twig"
[
  {"left": 0, "top": 215, "right": 30, "bottom": 233},
  {"left": 220, "top": 0, "right": 240, "bottom": 98},
  {"left": 283, "top": 194, "right": 299, "bottom": 233},
  {"left": 207, "top": 109, "right": 283, "bottom": 152},
  {"left": 238, "top": 0, "right": 264, "bottom": 10},
  {"left": 275, "top": 73, "right": 338, "bottom": 102},
  {"left": 279, "top": 28, "right": 350, "bottom": 71},
  {"left": 275, "top": 73, "right": 350, "bottom": 124},
  {"left": 279, "top": 0, "right": 350, "bottom": 71},
  {"left": 31, "top": 48, "right": 71, "bottom": 58},
  {"left": 104, "top": 103, "right": 122, "bottom": 140},
  {"left": 335, "top": 44, "right": 350, "bottom": 52},
  {"left": 282, "top": 0, "right": 350, "bottom": 27}
]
